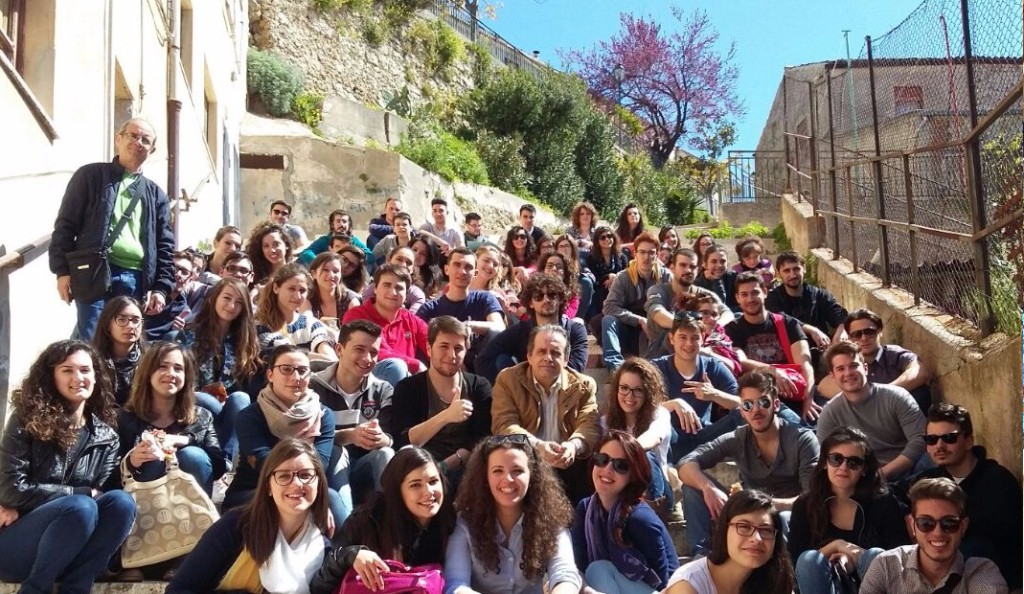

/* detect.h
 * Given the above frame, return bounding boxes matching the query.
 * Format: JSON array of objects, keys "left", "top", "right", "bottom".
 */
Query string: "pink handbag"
[{"left": 337, "top": 561, "right": 443, "bottom": 594}]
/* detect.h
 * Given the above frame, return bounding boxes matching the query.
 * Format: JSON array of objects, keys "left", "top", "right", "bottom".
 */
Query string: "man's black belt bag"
[{"left": 66, "top": 181, "right": 142, "bottom": 303}]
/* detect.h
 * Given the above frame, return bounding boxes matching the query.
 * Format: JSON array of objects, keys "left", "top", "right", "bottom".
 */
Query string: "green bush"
[
  {"left": 362, "top": 19, "right": 386, "bottom": 45},
  {"left": 684, "top": 220, "right": 736, "bottom": 240},
  {"left": 405, "top": 20, "right": 464, "bottom": 75},
  {"left": 771, "top": 222, "right": 792, "bottom": 251},
  {"left": 247, "top": 49, "right": 304, "bottom": 117},
  {"left": 736, "top": 221, "right": 772, "bottom": 238},
  {"left": 475, "top": 130, "right": 529, "bottom": 194},
  {"left": 397, "top": 122, "right": 489, "bottom": 184},
  {"left": 291, "top": 92, "right": 324, "bottom": 132},
  {"left": 467, "top": 42, "right": 493, "bottom": 86}
]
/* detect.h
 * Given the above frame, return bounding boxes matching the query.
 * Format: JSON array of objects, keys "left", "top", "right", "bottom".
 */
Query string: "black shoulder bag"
[{"left": 65, "top": 181, "right": 143, "bottom": 302}]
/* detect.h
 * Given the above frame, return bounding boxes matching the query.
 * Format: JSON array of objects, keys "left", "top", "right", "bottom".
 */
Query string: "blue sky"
[{"left": 489, "top": 0, "right": 925, "bottom": 151}]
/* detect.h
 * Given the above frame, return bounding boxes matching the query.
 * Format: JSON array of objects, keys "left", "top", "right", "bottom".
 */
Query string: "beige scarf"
[{"left": 257, "top": 384, "right": 324, "bottom": 440}]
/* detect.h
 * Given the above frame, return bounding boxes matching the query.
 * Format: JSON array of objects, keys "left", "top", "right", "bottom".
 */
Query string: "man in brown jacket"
[{"left": 491, "top": 324, "right": 600, "bottom": 502}]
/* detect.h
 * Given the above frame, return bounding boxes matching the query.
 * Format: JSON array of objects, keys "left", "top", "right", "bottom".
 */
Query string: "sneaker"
[{"left": 112, "top": 568, "right": 145, "bottom": 582}]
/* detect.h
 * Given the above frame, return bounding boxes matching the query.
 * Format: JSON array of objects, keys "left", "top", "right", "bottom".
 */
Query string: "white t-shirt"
[{"left": 665, "top": 558, "right": 717, "bottom": 594}]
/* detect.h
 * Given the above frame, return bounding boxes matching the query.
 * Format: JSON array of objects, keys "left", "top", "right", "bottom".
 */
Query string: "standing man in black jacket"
[{"left": 50, "top": 118, "right": 175, "bottom": 340}]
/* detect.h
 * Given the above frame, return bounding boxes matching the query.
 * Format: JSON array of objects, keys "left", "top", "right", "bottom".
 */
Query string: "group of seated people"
[{"left": 0, "top": 196, "right": 1019, "bottom": 594}]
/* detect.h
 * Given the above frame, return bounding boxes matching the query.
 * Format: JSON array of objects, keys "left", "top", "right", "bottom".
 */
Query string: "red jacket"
[{"left": 342, "top": 300, "right": 428, "bottom": 372}]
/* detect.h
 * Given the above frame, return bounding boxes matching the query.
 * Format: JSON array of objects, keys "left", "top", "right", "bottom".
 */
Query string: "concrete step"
[{"left": 0, "top": 584, "right": 166, "bottom": 594}]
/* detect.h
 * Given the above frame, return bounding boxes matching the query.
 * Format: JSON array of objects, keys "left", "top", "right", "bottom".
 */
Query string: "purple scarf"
[{"left": 584, "top": 496, "right": 660, "bottom": 588}]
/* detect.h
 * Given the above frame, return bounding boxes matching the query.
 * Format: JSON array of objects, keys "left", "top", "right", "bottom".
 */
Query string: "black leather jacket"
[{"left": 0, "top": 413, "right": 119, "bottom": 513}]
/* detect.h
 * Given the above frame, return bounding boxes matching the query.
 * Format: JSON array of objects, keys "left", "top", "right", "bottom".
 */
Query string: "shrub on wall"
[
  {"left": 247, "top": 49, "right": 304, "bottom": 117},
  {"left": 475, "top": 130, "right": 529, "bottom": 194},
  {"left": 292, "top": 92, "right": 325, "bottom": 133},
  {"left": 397, "top": 121, "right": 490, "bottom": 184}
]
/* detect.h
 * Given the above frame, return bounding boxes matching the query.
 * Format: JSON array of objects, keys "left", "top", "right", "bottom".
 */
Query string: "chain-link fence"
[{"left": 780, "top": 0, "right": 1022, "bottom": 335}]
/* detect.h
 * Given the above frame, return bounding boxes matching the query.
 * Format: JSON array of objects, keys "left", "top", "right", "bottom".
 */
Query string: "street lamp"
[{"left": 612, "top": 63, "right": 625, "bottom": 147}]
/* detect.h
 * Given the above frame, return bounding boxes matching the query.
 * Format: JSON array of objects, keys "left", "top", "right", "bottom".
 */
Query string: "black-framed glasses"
[
  {"left": 224, "top": 264, "right": 252, "bottom": 275},
  {"left": 826, "top": 452, "right": 865, "bottom": 471},
  {"left": 616, "top": 384, "right": 647, "bottom": 399},
  {"left": 599, "top": 235, "right": 614, "bottom": 241},
  {"left": 729, "top": 522, "right": 777, "bottom": 540},
  {"left": 174, "top": 265, "right": 192, "bottom": 276},
  {"left": 271, "top": 468, "right": 318, "bottom": 486},
  {"left": 739, "top": 396, "right": 773, "bottom": 412},
  {"left": 924, "top": 431, "right": 961, "bottom": 446},
  {"left": 849, "top": 327, "right": 879, "bottom": 341},
  {"left": 121, "top": 131, "right": 154, "bottom": 147},
  {"left": 531, "top": 290, "right": 561, "bottom": 302},
  {"left": 592, "top": 452, "right": 629, "bottom": 475},
  {"left": 113, "top": 314, "right": 143, "bottom": 328},
  {"left": 273, "top": 364, "right": 310, "bottom": 378},
  {"left": 914, "top": 515, "right": 963, "bottom": 534}
]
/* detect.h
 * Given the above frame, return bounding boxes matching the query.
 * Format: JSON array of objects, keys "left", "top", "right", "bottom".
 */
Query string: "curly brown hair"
[
  {"left": 246, "top": 222, "right": 294, "bottom": 285},
  {"left": 536, "top": 252, "right": 579, "bottom": 300},
  {"left": 12, "top": 340, "right": 117, "bottom": 448},
  {"left": 454, "top": 437, "right": 573, "bottom": 581},
  {"left": 606, "top": 357, "right": 666, "bottom": 437}
]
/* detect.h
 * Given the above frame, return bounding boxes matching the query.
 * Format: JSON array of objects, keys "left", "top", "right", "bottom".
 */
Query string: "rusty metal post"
[
  {"left": 903, "top": 154, "right": 921, "bottom": 304},
  {"left": 783, "top": 74, "right": 792, "bottom": 193},
  {"left": 807, "top": 80, "right": 819, "bottom": 212},
  {"left": 846, "top": 165, "right": 858, "bottom": 272},
  {"left": 865, "top": 36, "right": 890, "bottom": 286},
  {"left": 826, "top": 72, "right": 840, "bottom": 257},
  {"left": 960, "top": 0, "right": 994, "bottom": 334}
]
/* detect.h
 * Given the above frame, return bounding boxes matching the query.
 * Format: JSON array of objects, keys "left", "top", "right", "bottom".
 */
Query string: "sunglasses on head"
[
  {"left": 485, "top": 433, "right": 534, "bottom": 454},
  {"left": 914, "top": 515, "right": 963, "bottom": 534},
  {"left": 826, "top": 452, "right": 865, "bottom": 471},
  {"left": 739, "top": 396, "right": 773, "bottom": 412},
  {"left": 849, "top": 327, "right": 879, "bottom": 340},
  {"left": 923, "top": 431, "right": 961, "bottom": 446},
  {"left": 592, "top": 452, "right": 629, "bottom": 475}
]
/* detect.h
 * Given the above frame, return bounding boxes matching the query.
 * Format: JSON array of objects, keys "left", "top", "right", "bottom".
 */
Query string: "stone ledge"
[{"left": 0, "top": 583, "right": 166, "bottom": 594}]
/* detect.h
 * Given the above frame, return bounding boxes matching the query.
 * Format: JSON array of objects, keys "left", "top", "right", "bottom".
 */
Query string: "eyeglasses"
[
  {"left": 273, "top": 364, "right": 310, "bottom": 378},
  {"left": 592, "top": 452, "right": 630, "bottom": 475},
  {"left": 113, "top": 314, "right": 143, "bottom": 328},
  {"left": 635, "top": 249, "right": 658, "bottom": 257},
  {"left": 849, "top": 327, "right": 879, "bottom": 341},
  {"left": 826, "top": 452, "right": 866, "bottom": 471},
  {"left": 224, "top": 264, "right": 252, "bottom": 275},
  {"left": 121, "top": 131, "right": 154, "bottom": 147},
  {"left": 272, "top": 209, "right": 290, "bottom": 217},
  {"left": 617, "top": 384, "right": 647, "bottom": 399},
  {"left": 544, "top": 262, "right": 564, "bottom": 271},
  {"left": 698, "top": 309, "right": 717, "bottom": 319},
  {"left": 342, "top": 257, "right": 361, "bottom": 269},
  {"left": 514, "top": 234, "right": 528, "bottom": 240},
  {"left": 729, "top": 522, "right": 777, "bottom": 540},
  {"left": 914, "top": 515, "right": 963, "bottom": 534},
  {"left": 599, "top": 235, "right": 614, "bottom": 241},
  {"left": 532, "top": 290, "right": 561, "bottom": 302},
  {"left": 739, "top": 396, "right": 773, "bottom": 412},
  {"left": 924, "top": 431, "right": 961, "bottom": 446},
  {"left": 271, "top": 468, "right": 318, "bottom": 486},
  {"left": 174, "top": 265, "right": 192, "bottom": 276}
]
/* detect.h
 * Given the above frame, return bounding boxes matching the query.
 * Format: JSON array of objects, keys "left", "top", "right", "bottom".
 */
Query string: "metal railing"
[{"left": 726, "top": 150, "right": 787, "bottom": 203}]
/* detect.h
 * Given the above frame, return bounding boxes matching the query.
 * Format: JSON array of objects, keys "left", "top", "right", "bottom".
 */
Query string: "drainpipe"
[{"left": 167, "top": 0, "right": 182, "bottom": 244}]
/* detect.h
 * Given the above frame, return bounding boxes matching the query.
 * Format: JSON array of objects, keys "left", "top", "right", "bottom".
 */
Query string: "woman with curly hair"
[
  {"left": 537, "top": 251, "right": 581, "bottom": 319},
  {"left": 256, "top": 263, "right": 335, "bottom": 360},
  {"left": 178, "top": 278, "right": 260, "bottom": 466},
  {"left": 586, "top": 226, "right": 629, "bottom": 320},
  {"left": 571, "top": 431, "right": 678, "bottom": 594},
  {"left": 566, "top": 201, "right": 599, "bottom": 260},
  {"left": 788, "top": 426, "right": 909, "bottom": 594},
  {"left": 92, "top": 295, "right": 146, "bottom": 406},
  {"left": 410, "top": 236, "right": 445, "bottom": 298},
  {"left": 444, "top": 434, "right": 581, "bottom": 594},
  {"left": 0, "top": 340, "right": 135, "bottom": 593},
  {"left": 246, "top": 222, "right": 294, "bottom": 286},
  {"left": 310, "top": 446, "right": 456, "bottom": 594},
  {"left": 305, "top": 252, "right": 361, "bottom": 327},
  {"left": 167, "top": 438, "right": 332, "bottom": 594},
  {"left": 604, "top": 358, "right": 674, "bottom": 511},
  {"left": 338, "top": 245, "right": 369, "bottom": 294},
  {"left": 615, "top": 203, "right": 645, "bottom": 256},
  {"left": 503, "top": 225, "right": 538, "bottom": 285},
  {"left": 664, "top": 489, "right": 795, "bottom": 594},
  {"left": 112, "top": 342, "right": 225, "bottom": 499},
  {"left": 691, "top": 231, "right": 714, "bottom": 265}
]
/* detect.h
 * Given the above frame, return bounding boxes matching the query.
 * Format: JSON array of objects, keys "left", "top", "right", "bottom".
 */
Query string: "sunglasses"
[
  {"left": 923, "top": 431, "right": 961, "bottom": 446},
  {"left": 532, "top": 290, "right": 561, "bottom": 302},
  {"left": 826, "top": 452, "right": 866, "bottom": 471},
  {"left": 224, "top": 264, "right": 252, "bottom": 275},
  {"left": 739, "top": 396, "right": 773, "bottom": 412},
  {"left": 599, "top": 235, "right": 614, "bottom": 241},
  {"left": 513, "top": 234, "right": 528, "bottom": 240},
  {"left": 485, "top": 433, "right": 534, "bottom": 454},
  {"left": 849, "top": 327, "right": 879, "bottom": 340},
  {"left": 271, "top": 468, "right": 318, "bottom": 486},
  {"left": 914, "top": 515, "right": 963, "bottom": 534},
  {"left": 592, "top": 452, "right": 629, "bottom": 475}
]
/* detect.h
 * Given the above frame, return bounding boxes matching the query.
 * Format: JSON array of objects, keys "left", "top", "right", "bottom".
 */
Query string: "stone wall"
[
  {"left": 780, "top": 192, "right": 825, "bottom": 254},
  {"left": 719, "top": 198, "right": 783, "bottom": 229},
  {"left": 248, "top": 0, "right": 475, "bottom": 112},
  {"left": 813, "top": 250, "right": 1023, "bottom": 480}
]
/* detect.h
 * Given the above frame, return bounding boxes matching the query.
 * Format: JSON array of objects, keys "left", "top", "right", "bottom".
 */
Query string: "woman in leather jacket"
[
  {"left": 0, "top": 340, "right": 136, "bottom": 592},
  {"left": 92, "top": 295, "right": 146, "bottom": 406}
]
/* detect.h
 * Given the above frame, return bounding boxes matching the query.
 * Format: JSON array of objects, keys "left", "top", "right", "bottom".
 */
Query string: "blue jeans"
[
  {"left": 645, "top": 451, "right": 672, "bottom": 506},
  {"left": 373, "top": 359, "right": 410, "bottom": 387},
  {"left": 683, "top": 484, "right": 791, "bottom": 556},
  {"left": 577, "top": 275, "right": 594, "bottom": 320},
  {"left": 0, "top": 492, "right": 135, "bottom": 594},
  {"left": 73, "top": 265, "right": 143, "bottom": 341},
  {"left": 135, "top": 446, "right": 217, "bottom": 495},
  {"left": 584, "top": 560, "right": 658, "bottom": 594},
  {"left": 329, "top": 446, "right": 394, "bottom": 511},
  {"left": 601, "top": 314, "right": 641, "bottom": 372},
  {"left": 795, "top": 548, "right": 883, "bottom": 594},
  {"left": 195, "top": 390, "right": 250, "bottom": 465}
]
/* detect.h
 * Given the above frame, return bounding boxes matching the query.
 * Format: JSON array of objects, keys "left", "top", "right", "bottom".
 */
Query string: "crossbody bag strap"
[
  {"left": 771, "top": 312, "right": 795, "bottom": 364},
  {"left": 105, "top": 178, "right": 144, "bottom": 251}
]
